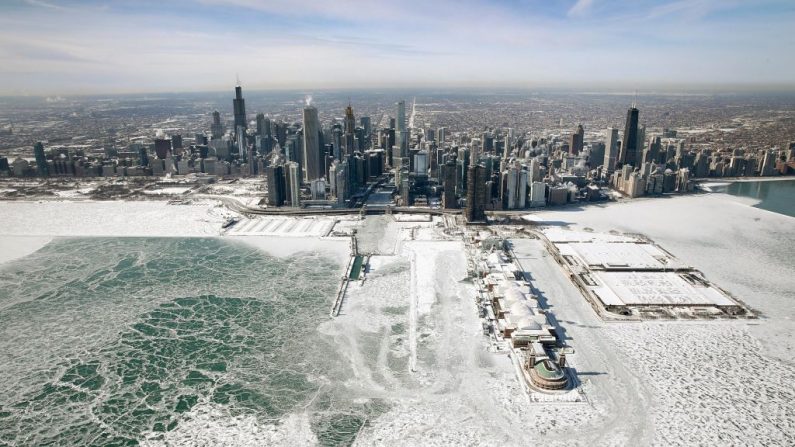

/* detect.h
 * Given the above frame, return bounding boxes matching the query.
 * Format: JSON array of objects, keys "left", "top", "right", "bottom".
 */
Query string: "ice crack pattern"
[{"left": 0, "top": 237, "right": 381, "bottom": 446}]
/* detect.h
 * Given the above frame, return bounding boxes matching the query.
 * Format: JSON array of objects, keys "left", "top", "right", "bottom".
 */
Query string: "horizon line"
[{"left": 5, "top": 82, "right": 795, "bottom": 99}]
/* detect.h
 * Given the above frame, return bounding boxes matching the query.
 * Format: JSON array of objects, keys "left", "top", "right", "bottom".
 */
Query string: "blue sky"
[{"left": 0, "top": 0, "right": 793, "bottom": 94}]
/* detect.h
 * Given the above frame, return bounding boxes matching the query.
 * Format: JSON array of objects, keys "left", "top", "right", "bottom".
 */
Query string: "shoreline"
[{"left": 694, "top": 176, "right": 795, "bottom": 184}]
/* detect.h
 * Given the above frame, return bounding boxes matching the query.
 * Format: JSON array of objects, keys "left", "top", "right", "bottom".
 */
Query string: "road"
[{"left": 192, "top": 193, "right": 461, "bottom": 217}]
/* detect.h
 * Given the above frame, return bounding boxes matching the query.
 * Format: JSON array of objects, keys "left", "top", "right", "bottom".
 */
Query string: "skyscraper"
[
  {"left": 256, "top": 113, "right": 266, "bottom": 136},
  {"left": 211, "top": 111, "right": 224, "bottom": 139},
  {"left": 397, "top": 100, "right": 407, "bottom": 155},
  {"left": 344, "top": 104, "right": 356, "bottom": 155},
  {"left": 233, "top": 84, "right": 247, "bottom": 134},
  {"left": 441, "top": 161, "right": 457, "bottom": 209},
  {"left": 360, "top": 116, "right": 371, "bottom": 148},
  {"left": 619, "top": 106, "right": 639, "bottom": 167},
  {"left": 266, "top": 165, "right": 285, "bottom": 206},
  {"left": 33, "top": 142, "right": 48, "bottom": 177},
  {"left": 465, "top": 164, "right": 487, "bottom": 222},
  {"left": 237, "top": 127, "right": 247, "bottom": 163},
  {"left": 138, "top": 146, "right": 149, "bottom": 167},
  {"left": 285, "top": 161, "right": 301, "bottom": 207},
  {"left": 256, "top": 114, "right": 273, "bottom": 154},
  {"left": 397, "top": 100, "right": 406, "bottom": 133},
  {"left": 154, "top": 138, "right": 171, "bottom": 159},
  {"left": 302, "top": 105, "right": 322, "bottom": 182},
  {"left": 604, "top": 127, "right": 619, "bottom": 172},
  {"left": 570, "top": 125, "right": 584, "bottom": 155}
]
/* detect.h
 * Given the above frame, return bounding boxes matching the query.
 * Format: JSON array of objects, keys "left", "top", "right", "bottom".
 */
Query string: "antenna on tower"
[
  {"left": 236, "top": 73, "right": 241, "bottom": 86},
  {"left": 632, "top": 89, "right": 638, "bottom": 108}
]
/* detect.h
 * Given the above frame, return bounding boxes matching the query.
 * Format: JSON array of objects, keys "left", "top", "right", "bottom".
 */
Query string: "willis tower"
[{"left": 233, "top": 80, "right": 247, "bottom": 136}]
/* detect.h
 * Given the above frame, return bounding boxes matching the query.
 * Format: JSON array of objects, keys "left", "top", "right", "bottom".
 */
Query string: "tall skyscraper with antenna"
[
  {"left": 619, "top": 105, "right": 639, "bottom": 167},
  {"left": 233, "top": 80, "right": 247, "bottom": 135},
  {"left": 344, "top": 103, "right": 356, "bottom": 155}
]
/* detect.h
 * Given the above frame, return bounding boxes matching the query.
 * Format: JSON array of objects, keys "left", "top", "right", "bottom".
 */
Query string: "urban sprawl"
[{"left": 2, "top": 85, "right": 794, "bottom": 221}]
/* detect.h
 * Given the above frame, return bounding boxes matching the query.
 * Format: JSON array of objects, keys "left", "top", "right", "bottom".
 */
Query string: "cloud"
[
  {"left": 24, "top": 0, "right": 68, "bottom": 11},
  {"left": 0, "top": 0, "right": 794, "bottom": 94},
  {"left": 646, "top": 0, "right": 740, "bottom": 20},
  {"left": 567, "top": 0, "right": 594, "bottom": 17}
]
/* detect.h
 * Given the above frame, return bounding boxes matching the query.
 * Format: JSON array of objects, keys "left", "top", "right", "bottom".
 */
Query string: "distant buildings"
[{"left": 3, "top": 86, "right": 792, "bottom": 217}]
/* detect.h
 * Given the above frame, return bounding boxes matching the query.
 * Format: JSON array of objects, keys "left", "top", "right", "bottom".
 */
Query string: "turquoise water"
[
  {"left": 719, "top": 179, "right": 795, "bottom": 218},
  {"left": 0, "top": 238, "right": 382, "bottom": 446}
]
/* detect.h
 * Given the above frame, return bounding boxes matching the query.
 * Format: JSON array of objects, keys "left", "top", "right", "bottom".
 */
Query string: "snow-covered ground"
[
  {"left": 0, "top": 201, "right": 350, "bottom": 267},
  {"left": 0, "top": 235, "right": 52, "bottom": 265},
  {"left": 0, "top": 201, "right": 225, "bottom": 237},
  {"left": 516, "top": 193, "right": 795, "bottom": 445},
  {"left": 142, "top": 186, "right": 193, "bottom": 195},
  {"left": 0, "top": 194, "right": 792, "bottom": 445},
  {"left": 225, "top": 217, "right": 335, "bottom": 237}
]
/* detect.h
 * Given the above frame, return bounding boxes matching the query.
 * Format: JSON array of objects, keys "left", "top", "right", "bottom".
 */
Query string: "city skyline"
[{"left": 1, "top": 0, "right": 795, "bottom": 95}]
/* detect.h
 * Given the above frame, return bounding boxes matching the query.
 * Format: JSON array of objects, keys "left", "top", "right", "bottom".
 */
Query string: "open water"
[
  {"left": 0, "top": 238, "right": 381, "bottom": 446},
  {"left": 718, "top": 179, "right": 795, "bottom": 218}
]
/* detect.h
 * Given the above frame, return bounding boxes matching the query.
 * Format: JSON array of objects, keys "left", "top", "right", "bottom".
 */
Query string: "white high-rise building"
[
  {"left": 237, "top": 126, "right": 247, "bottom": 163},
  {"left": 470, "top": 139, "right": 480, "bottom": 166},
  {"left": 529, "top": 158, "right": 541, "bottom": 183},
  {"left": 310, "top": 178, "right": 326, "bottom": 200},
  {"left": 505, "top": 164, "right": 527, "bottom": 209},
  {"left": 438, "top": 127, "right": 447, "bottom": 143},
  {"left": 529, "top": 181, "right": 546, "bottom": 207},
  {"left": 414, "top": 150, "right": 429, "bottom": 175},
  {"left": 286, "top": 161, "right": 301, "bottom": 207}
]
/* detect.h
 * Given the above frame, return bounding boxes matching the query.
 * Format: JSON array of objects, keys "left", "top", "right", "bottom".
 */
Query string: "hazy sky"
[{"left": 1, "top": 0, "right": 794, "bottom": 95}]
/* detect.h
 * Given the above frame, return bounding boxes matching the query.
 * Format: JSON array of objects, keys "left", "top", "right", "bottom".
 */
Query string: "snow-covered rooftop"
[
  {"left": 559, "top": 242, "right": 683, "bottom": 270},
  {"left": 591, "top": 271, "right": 736, "bottom": 307}
]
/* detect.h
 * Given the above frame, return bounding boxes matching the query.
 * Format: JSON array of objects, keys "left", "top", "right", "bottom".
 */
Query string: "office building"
[
  {"left": 344, "top": 104, "right": 356, "bottom": 156},
  {"left": 604, "top": 127, "right": 619, "bottom": 172},
  {"left": 465, "top": 164, "right": 488, "bottom": 222},
  {"left": 286, "top": 161, "right": 301, "bottom": 207},
  {"left": 266, "top": 165, "right": 285, "bottom": 206},
  {"left": 33, "top": 142, "right": 48, "bottom": 177},
  {"left": 619, "top": 106, "right": 639, "bottom": 167},
  {"left": 302, "top": 105, "right": 322, "bottom": 182},
  {"left": 570, "top": 125, "right": 584, "bottom": 155},
  {"left": 233, "top": 84, "right": 247, "bottom": 134},
  {"left": 211, "top": 111, "right": 224, "bottom": 139}
]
